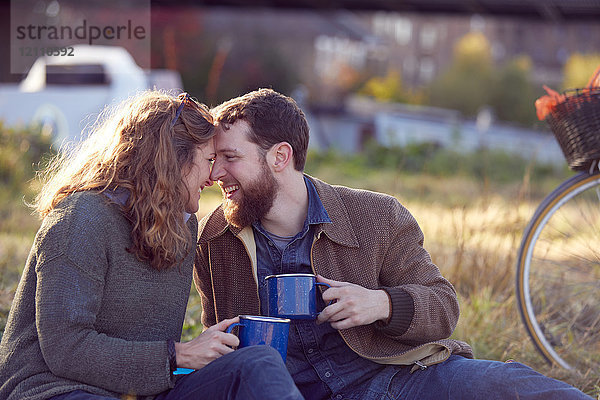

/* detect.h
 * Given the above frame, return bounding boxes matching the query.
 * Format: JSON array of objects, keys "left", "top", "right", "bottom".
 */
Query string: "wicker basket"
[{"left": 546, "top": 87, "right": 600, "bottom": 171}]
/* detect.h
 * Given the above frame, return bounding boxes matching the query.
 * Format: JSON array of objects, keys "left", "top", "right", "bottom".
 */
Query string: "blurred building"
[
  {"left": 160, "top": 7, "right": 600, "bottom": 102},
  {"left": 369, "top": 12, "right": 600, "bottom": 88},
  {"left": 3, "top": 4, "right": 599, "bottom": 98}
]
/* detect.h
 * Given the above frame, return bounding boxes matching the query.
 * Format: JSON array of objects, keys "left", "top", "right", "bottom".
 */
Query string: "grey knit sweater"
[{"left": 0, "top": 191, "right": 197, "bottom": 400}]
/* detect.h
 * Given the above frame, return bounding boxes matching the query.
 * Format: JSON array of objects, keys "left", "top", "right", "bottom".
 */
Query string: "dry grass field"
[{"left": 1, "top": 152, "right": 598, "bottom": 397}]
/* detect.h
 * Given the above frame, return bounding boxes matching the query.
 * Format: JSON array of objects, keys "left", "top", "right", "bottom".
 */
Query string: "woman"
[{"left": 0, "top": 91, "right": 302, "bottom": 400}]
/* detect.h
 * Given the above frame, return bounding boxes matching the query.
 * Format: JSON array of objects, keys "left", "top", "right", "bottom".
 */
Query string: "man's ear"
[{"left": 269, "top": 142, "right": 293, "bottom": 172}]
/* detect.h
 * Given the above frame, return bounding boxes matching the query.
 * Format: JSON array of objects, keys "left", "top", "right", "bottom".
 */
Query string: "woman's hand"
[{"left": 174, "top": 317, "right": 240, "bottom": 370}]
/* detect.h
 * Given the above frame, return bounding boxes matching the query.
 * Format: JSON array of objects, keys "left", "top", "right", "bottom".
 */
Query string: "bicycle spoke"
[{"left": 517, "top": 172, "right": 600, "bottom": 372}]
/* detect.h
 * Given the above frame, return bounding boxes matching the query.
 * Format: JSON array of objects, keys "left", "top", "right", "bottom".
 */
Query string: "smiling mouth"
[{"left": 223, "top": 184, "right": 240, "bottom": 198}]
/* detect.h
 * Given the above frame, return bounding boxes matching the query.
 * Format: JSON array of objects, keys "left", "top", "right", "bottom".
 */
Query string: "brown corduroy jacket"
[{"left": 195, "top": 175, "right": 473, "bottom": 369}]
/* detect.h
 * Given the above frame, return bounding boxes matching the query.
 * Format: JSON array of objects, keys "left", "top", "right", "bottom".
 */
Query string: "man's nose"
[{"left": 210, "top": 158, "right": 224, "bottom": 182}]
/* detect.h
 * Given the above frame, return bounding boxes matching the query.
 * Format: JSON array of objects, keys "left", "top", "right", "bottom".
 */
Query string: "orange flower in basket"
[{"left": 535, "top": 85, "right": 566, "bottom": 121}]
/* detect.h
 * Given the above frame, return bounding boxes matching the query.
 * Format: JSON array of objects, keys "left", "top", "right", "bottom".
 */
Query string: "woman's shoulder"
[
  {"left": 33, "top": 191, "right": 130, "bottom": 269},
  {"left": 53, "top": 190, "right": 120, "bottom": 219},
  {"left": 39, "top": 191, "right": 120, "bottom": 241},
  {"left": 56, "top": 190, "right": 110, "bottom": 208}
]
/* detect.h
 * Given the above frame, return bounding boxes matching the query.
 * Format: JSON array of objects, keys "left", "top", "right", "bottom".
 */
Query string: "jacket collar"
[
  {"left": 305, "top": 175, "right": 359, "bottom": 248},
  {"left": 198, "top": 174, "right": 359, "bottom": 248},
  {"left": 198, "top": 203, "right": 236, "bottom": 243}
]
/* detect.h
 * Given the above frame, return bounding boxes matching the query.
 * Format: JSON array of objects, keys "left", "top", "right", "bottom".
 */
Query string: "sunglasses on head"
[
  {"left": 170, "top": 92, "right": 191, "bottom": 128},
  {"left": 170, "top": 92, "right": 213, "bottom": 128}
]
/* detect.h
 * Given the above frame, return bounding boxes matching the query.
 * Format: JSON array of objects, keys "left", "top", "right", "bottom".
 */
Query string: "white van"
[{"left": 0, "top": 45, "right": 183, "bottom": 145}]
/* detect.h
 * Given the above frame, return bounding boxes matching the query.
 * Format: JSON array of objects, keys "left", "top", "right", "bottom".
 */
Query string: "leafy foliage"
[
  {"left": 363, "top": 33, "right": 539, "bottom": 127},
  {"left": 0, "top": 122, "right": 54, "bottom": 201},
  {"left": 428, "top": 32, "right": 494, "bottom": 118},
  {"left": 359, "top": 69, "right": 425, "bottom": 105},
  {"left": 489, "top": 57, "right": 538, "bottom": 126}
]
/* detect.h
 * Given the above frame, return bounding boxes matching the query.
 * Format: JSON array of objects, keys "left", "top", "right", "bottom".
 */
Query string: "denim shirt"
[{"left": 253, "top": 177, "right": 387, "bottom": 399}]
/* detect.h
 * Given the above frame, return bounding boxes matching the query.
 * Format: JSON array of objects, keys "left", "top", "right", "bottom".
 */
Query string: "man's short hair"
[{"left": 212, "top": 88, "right": 309, "bottom": 171}]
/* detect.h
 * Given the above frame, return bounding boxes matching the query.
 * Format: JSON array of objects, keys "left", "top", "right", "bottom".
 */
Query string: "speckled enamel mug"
[
  {"left": 265, "top": 273, "right": 331, "bottom": 320},
  {"left": 173, "top": 315, "right": 291, "bottom": 374},
  {"left": 226, "top": 315, "right": 291, "bottom": 362}
]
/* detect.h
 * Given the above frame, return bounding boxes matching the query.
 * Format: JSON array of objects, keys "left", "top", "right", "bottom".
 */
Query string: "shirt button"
[
  {"left": 307, "top": 348, "right": 314, "bottom": 354},
  {"left": 268, "top": 242, "right": 274, "bottom": 247},
  {"left": 324, "top": 371, "right": 332, "bottom": 378},
  {"left": 335, "top": 395, "right": 343, "bottom": 400}
]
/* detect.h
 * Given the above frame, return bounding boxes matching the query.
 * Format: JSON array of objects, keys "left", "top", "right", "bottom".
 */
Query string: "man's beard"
[{"left": 222, "top": 161, "right": 278, "bottom": 228}]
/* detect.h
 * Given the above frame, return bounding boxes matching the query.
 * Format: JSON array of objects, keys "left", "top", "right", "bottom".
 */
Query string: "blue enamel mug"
[
  {"left": 265, "top": 273, "right": 331, "bottom": 320},
  {"left": 226, "top": 315, "right": 291, "bottom": 362}
]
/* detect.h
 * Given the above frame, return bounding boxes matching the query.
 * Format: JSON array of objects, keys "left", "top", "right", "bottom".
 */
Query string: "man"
[{"left": 195, "top": 88, "right": 591, "bottom": 399}]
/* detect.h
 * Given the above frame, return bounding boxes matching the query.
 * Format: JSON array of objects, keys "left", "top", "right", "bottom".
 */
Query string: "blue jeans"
[
  {"left": 50, "top": 345, "right": 303, "bottom": 400},
  {"left": 323, "top": 355, "right": 592, "bottom": 400}
]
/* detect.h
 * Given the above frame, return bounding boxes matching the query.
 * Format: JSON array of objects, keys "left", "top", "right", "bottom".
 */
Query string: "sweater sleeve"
[
  {"left": 34, "top": 197, "right": 175, "bottom": 395},
  {"left": 374, "top": 287, "right": 414, "bottom": 336}
]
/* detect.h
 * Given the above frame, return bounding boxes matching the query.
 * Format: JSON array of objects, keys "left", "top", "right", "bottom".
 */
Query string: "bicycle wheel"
[{"left": 516, "top": 170, "right": 600, "bottom": 372}]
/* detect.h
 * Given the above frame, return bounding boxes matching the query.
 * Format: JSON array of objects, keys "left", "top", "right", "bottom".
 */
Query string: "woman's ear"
[{"left": 270, "top": 142, "right": 293, "bottom": 172}]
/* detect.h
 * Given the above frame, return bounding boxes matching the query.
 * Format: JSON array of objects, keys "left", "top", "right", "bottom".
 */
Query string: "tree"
[
  {"left": 427, "top": 32, "right": 539, "bottom": 126},
  {"left": 358, "top": 69, "right": 425, "bottom": 104},
  {"left": 428, "top": 32, "right": 494, "bottom": 117},
  {"left": 360, "top": 69, "right": 403, "bottom": 102},
  {"left": 489, "top": 56, "right": 537, "bottom": 126}
]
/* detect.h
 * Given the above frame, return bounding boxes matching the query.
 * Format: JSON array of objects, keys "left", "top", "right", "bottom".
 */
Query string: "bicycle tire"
[{"left": 516, "top": 171, "right": 600, "bottom": 372}]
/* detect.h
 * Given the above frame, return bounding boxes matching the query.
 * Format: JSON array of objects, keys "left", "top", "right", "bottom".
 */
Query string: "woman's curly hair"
[{"left": 34, "top": 90, "right": 214, "bottom": 270}]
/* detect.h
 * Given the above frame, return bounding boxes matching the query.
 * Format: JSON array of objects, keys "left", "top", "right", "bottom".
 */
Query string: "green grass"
[{"left": 1, "top": 137, "right": 598, "bottom": 397}]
